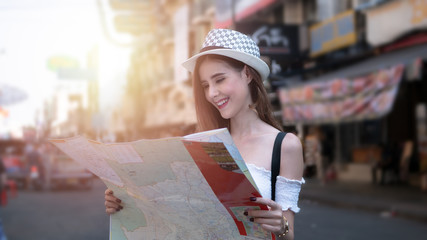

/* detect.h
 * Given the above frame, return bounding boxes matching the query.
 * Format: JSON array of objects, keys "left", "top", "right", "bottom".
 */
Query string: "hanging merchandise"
[{"left": 278, "top": 64, "right": 405, "bottom": 125}]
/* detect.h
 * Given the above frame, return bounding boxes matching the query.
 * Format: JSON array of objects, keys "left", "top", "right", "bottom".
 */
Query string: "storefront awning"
[
  {"left": 302, "top": 44, "right": 427, "bottom": 83},
  {"left": 278, "top": 43, "right": 427, "bottom": 125}
]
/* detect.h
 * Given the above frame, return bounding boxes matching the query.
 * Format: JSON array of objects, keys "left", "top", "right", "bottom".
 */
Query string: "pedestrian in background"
[
  {"left": 304, "top": 126, "right": 325, "bottom": 184},
  {"left": 420, "top": 152, "right": 427, "bottom": 192},
  {"left": 24, "top": 143, "right": 44, "bottom": 190},
  {"left": 0, "top": 155, "right": 8, "bottom": 240},
  {"left": 104, "top": 29, "right": 304, "bottom": 240},
  {"left": 320, "top": 129, "right": 336, "bottom": 182},
  {"left": 372, "top": 141, "right": 401, "bottom": 185},
  {"left": 0, "top": 155, "right": 6, "bottom": 205}
]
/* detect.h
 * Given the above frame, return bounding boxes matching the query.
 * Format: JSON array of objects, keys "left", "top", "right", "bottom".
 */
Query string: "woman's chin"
[{"left": 219, "top": 111, "right": 232, "bottom": 120}]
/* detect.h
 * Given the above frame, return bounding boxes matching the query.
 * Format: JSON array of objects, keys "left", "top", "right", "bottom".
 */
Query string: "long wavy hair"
[{"left": 192, "top": 54, "right": 283, "bottom": 132}]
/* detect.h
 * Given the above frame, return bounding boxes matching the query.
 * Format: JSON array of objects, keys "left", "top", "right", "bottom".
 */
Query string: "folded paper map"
[{"left": 50, "top": 128, "right": 274, "bottom": 240}]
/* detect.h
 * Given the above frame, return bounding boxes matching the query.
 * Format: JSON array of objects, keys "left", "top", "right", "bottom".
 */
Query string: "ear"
[{"left": 242, "top": 65, "right": 252, "bottom": 84}]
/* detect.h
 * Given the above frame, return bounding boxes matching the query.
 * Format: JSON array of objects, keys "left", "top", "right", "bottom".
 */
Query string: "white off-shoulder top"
[{"left": 247, "top": 163, "right": 305, "bottom": 213}]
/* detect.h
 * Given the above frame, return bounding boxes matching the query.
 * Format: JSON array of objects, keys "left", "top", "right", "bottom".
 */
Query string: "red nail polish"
[
  {"left": 116, "top": 199, "right": 122, "bottom": 203},
  {"left": 249, "top": 218, "right": 254, "bottom": 222},
  {"left": 250, "top": 197, "right": 257, "bottom": 201},
  {"left": 244, "top": 211, "right": 248, "bottom": 216}
]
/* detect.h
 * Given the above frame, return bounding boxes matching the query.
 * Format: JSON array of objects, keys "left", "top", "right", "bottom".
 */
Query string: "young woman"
[{"left": 105, "top": 29, "right": 304, "bottom": 240}]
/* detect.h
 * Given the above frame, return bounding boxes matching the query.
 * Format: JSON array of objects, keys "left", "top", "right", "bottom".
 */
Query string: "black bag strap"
[{"left": 271, "top": 132, "right": 287, "bottom": 201}]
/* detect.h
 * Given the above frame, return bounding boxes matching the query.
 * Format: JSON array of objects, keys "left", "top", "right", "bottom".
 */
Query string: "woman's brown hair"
[{"left": 192, "top": 54, "right": 283, "bottom": 132}]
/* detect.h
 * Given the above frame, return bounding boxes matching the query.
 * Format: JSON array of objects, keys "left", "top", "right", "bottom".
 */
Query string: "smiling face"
[{"left": 198, "top": 57, "right": 253, "bottom": 120}]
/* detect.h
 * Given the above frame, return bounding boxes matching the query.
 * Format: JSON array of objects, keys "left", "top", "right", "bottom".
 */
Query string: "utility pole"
[{"left": 231, "top": 0, "right": 236, "bottom": 29}]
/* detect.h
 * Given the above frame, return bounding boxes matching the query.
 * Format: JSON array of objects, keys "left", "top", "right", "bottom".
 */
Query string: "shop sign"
[
  {"left": 366, "top": 0, "right": 427, "bottom": 47},
  {"left": 278, "top": 64, "right": 404, "bottom": 125},
  {"left": 47, "top": 56, "right": 79, "bottom": 71},
  {"left": 236, "top": 23, "right": 300, "bottom": 75},
  {"left": 310, "top": 10, "right": 357, "bottom": 57},
  {"left": 236, "top": 23, "right": 300, "bottom": 58},
  {"left": 215, "top": 0, "right": 276, "bottom": 28},
  {"left": 57, "top": 68, "right": 96, "bottom": 80}
]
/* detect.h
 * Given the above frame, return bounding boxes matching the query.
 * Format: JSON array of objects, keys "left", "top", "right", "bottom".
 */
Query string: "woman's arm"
[
  {"left": 279, "top": 133, "right": 304, "bottom": 239},
  {"left": 280, "top": 133, "right": 304, "bottom": 182},
  {"left": 247, "top": 133, "right": 304, "bottom": 240}
]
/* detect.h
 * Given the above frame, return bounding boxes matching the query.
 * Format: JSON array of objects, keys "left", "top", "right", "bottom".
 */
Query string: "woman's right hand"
[{"left": 105, "top": 189, "right": 123, "bottom": 214}]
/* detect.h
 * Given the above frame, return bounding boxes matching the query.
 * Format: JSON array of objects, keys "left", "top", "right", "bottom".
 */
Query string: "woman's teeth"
[{"left": 217, "top": 99, "right": 228, "bottom": 106}]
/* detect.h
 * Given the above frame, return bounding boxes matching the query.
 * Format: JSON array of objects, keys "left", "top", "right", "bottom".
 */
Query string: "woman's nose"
[{"left": 207, "top": 85, "right": 218, "bottom": 98}]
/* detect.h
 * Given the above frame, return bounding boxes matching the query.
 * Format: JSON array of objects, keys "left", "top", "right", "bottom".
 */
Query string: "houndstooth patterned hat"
[{"left": 182, "top": 29, "right": 270, "bottom": 80}]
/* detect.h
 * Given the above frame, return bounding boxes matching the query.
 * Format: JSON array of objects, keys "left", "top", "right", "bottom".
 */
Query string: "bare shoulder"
[
  {"left": 280, "top": 132, "right": 304, "bottom": 180},
  {"left": 282, "top": 132, "right": 303, "bottom": 152}
]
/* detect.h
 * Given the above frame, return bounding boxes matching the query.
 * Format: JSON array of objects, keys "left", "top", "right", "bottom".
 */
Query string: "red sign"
[{"left": 215, "top": 0, "right": 276, "bottom": 28}]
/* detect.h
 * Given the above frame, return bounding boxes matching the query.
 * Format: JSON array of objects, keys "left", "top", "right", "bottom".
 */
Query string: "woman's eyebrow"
[{"left": 210, "top": 72, "right": 225, "bottom": 79}]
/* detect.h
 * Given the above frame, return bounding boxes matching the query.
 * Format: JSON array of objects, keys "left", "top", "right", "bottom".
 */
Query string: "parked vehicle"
[
  {"left": 45, "top": 148, "right": 93, "bottom": 191},
  {"left": 0, "top": 140, "right": 27, "bottom": 189}
]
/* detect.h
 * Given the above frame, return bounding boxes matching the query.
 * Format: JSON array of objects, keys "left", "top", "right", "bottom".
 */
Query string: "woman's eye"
[{"left": 216, "top": 78, "right": 225, "bottom": 83}]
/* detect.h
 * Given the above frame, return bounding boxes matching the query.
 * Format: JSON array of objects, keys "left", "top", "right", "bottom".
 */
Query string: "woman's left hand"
[{"left": 246, "top": 197, "right": 287, "bottom": 236}]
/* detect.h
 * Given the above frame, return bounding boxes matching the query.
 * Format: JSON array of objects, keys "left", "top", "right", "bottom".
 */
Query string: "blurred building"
[
  {"left": 105, "top": 0, "right": 427, "bottom": 188},
  {"left": 46, "top": 48, "right": 99, "bottom": 139},
  {"left": 231, "top": 0, "right": 427, "bottom": 187},
  {"left": 108, "top": 0, "right": 207, "bottom": 140}
]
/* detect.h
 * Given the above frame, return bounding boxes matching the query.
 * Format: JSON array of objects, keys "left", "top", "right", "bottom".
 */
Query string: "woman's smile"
[{"left": 215, "top": 97, "right": 229, "bottom": 109}]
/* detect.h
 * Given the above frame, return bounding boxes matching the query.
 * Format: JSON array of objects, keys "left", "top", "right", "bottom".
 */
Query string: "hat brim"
[{"left": 182, "top": 49, "right": 270, "bottom": 81}]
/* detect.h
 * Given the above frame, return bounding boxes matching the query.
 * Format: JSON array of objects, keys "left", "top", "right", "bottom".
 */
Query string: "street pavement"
[
  {"left": 1, "top": 179, "right": 109, "bottom": 240},
  {"left": 300, "top": 178, "right": 427, "bottom": 224},
  {"left": 1, "top": 177, "right": 426, "bottom": 239},
  {"left": 296, "top": 199, "right": 427, "bottom": 240}
]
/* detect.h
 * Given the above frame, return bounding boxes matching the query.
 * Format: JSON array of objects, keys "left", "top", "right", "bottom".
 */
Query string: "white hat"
[{"left": 182, "top": 29, "right": 270, "bottom": 81}]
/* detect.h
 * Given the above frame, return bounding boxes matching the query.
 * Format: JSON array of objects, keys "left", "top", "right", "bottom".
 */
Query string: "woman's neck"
[{"left": 230, "top": 109, "right": 265, "bottom": 139}]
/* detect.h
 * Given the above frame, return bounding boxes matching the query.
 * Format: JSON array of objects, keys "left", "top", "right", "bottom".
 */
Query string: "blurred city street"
[
  {"left": 1, "top": 178, "right": 427, "bottom": 240},
  {"left": 2, "top": 178, "right": 109, "bottom": 240},
  {"left": 1, "top": 0, "right": 427, "bottom": 239}
]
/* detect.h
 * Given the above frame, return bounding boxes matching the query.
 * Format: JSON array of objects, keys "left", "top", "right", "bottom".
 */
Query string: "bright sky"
[{"left": 0, "top": 0, "right": 131, "bottom": 138}]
